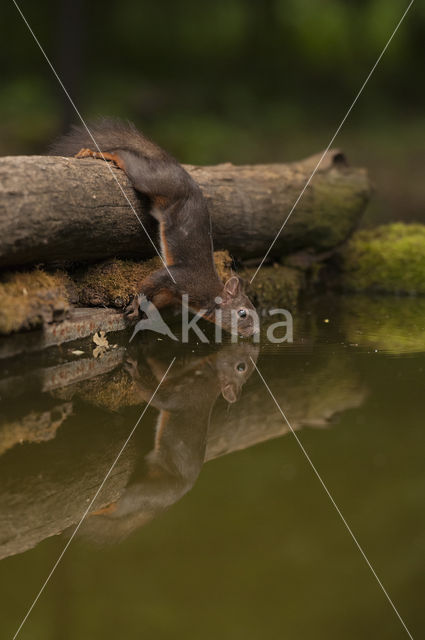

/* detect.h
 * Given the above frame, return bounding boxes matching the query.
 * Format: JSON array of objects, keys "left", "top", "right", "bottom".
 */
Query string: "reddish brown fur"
[
  {"left": 91, "top": 501, "right": 118, "bottom": 516},
  {"left": 150, "top": 287, "right": 178, "bottom": 308},
  {"left": 159, "top": 222, "right": 174, "bottom": 266},
  {"left": 153, "top": 195, "right": 169, "bottom": 209},
  {"left": 75, "top": 148, "right": 126, "bottom": 171},
  {"left": 154, "top": 410, "right": 171, "bottom": 451}
]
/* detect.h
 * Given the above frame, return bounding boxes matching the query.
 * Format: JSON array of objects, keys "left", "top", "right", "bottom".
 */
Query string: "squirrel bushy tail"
[
  {"left": 50, "top": 118, "right": 195, "bottom": 203},
  {"left": 50, "top": 117, "right": 169, "bottom": 162}
]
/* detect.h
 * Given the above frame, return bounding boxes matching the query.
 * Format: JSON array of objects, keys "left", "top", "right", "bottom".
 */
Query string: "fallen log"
[{"left": 0, "top": 150, "right": 371, "bottom": 268}]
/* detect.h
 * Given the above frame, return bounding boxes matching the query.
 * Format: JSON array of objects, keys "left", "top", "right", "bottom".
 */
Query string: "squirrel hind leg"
[{"left": 75, "top": 148, "right": 126, "bottom": 171}]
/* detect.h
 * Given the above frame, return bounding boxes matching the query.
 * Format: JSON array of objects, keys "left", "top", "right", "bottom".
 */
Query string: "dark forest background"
[{"left": 1, "top": 0, "right": 424, "bottom": 225}]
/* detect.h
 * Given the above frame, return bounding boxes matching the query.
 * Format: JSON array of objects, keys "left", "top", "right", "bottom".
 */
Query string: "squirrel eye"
[
  {"left": 238, "top": 309, "right": 247, "bottom": 318},
  {"left": 236, "top": 362, "right": 247, "bottom": 372}
]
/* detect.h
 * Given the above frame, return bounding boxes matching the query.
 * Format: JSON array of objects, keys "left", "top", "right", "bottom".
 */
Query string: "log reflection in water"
[{"left": 0, "top": 340, "right": 365, "bottom": 558}]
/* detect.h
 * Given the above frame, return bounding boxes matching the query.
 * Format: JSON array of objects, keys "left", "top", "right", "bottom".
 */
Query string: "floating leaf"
[{"left": 93, "top": 331, "right": 109, "bottom": 348}]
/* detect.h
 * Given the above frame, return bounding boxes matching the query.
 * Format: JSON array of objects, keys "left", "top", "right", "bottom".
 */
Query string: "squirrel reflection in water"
[{"left": 83, "top": 342, "right": 258, "bottom": 543}]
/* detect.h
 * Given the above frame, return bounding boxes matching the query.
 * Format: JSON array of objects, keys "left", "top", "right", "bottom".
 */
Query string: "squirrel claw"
[{"left": 75, "top": 148, "right": 97, "bottom": 159}]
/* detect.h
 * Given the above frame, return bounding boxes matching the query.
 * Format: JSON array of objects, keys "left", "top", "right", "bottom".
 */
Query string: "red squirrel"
[
  {"left": 83, "top": 343, "right": 258, "bottom": 543},
  {"left": 50, "top": 119, "right": 257, "bottom": 336}
]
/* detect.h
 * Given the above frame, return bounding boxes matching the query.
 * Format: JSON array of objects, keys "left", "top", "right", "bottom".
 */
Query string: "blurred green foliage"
[{"left": 1, "top": 0, "right": 424, "bottom": 222}]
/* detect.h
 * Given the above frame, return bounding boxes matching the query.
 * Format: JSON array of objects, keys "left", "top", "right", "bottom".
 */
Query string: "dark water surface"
[{"left": 0, "top": 296, "right": 423, "bottom": 639}]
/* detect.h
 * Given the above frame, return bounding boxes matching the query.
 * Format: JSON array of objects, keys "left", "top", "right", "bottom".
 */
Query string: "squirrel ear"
[
  {"left": 221, "top": 383, "right": 238, "bottom": 403},
  {"left": 223, "top": 276, "right": 241, "bottom": 297}
]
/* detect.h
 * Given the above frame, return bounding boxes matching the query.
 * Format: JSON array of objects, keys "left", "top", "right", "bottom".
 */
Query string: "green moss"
[
  {"left": 213, "top": 250, "right": 233, "bottom": 283},
  {"left": 75, "top": 258, "right": 162, "bottom": 308},
  {"left": 75, "top": 251, "right": 233, "bottom": 308},
  {"left": 241, "top": 265, "right": 305, "bottom": 309},
  {"left": 277, "top": 167, "right": 370, "bottom": 254},
  {"left": 309, "top": 170, "right": 369, "bottom": 247},
  {"left": 0, "top": 252, "right": 304, "bottom": 336},
  {"left": 66, "top": 370, "right": 143, "bottom": 412},
  {"left": 341, "top": 223, "right": 425, "bottom": 294},
  {"left": 0, "top": 252, "right": 234, "bottom": 335},
  {"left": 0, "top": 269, "right": 72, "bottom": 334}
]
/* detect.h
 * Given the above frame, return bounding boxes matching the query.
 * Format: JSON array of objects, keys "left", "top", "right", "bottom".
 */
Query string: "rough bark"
[
  {"left": 0, "top": 150, "right": 371, "bottom": 268},
  {"left": 0, "top": 307, "right": 127, "bottom": 358}
]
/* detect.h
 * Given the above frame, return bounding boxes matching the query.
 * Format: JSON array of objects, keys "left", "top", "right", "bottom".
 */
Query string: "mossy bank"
[
  {"left": 0, "top": 252, "right": 305, "bottom": 335},
  {"left": 340, "top": 223, "right": 425, "bottom": 295}
]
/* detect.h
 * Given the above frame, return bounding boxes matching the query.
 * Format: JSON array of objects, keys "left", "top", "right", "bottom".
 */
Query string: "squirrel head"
[
  {"left": 215, "top": 342, "right": 259, "bottom": 402},
  {"left": 216, "top": 276, "right": 258, "bottom": 338}
]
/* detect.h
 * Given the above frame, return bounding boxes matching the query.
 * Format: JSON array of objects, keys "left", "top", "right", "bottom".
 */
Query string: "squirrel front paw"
[
  {"left": 124, "top": 296, "right": 141, "bottom": 321},
  {"left": 75, "top": 148, "right": 97, "bottom": 159},
  {"left": 75, "top": 148, "right": 125, "bottom": 170}
]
